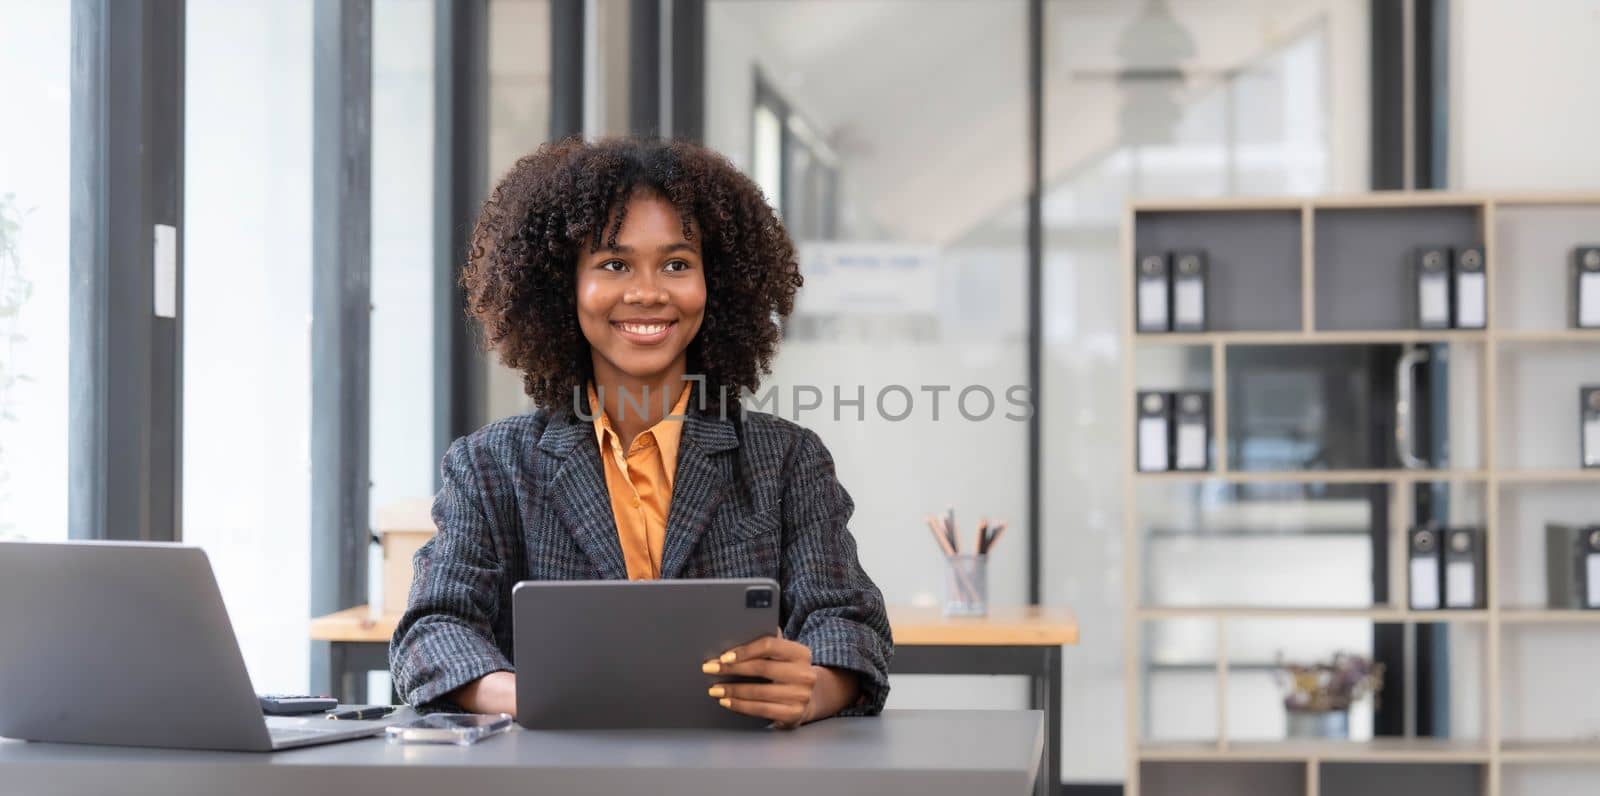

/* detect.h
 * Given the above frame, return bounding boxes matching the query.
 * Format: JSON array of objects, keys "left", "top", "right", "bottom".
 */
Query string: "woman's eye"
[
  {"left": 600, "top": 260, "right": 627, "bottom": 272},
  {"left": 663, "top": 259, "right": 690, "bottom": 272}
]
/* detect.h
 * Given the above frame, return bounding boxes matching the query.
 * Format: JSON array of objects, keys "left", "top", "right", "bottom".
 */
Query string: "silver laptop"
[
  {"left": 0, "top": 540, "right": 389, "bottom": 751},
  {"left": 513, "top": 578, "right": 780, "bottom": 730}
]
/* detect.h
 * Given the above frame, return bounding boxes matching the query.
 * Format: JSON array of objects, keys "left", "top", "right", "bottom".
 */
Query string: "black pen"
[{"left": 326, "top": 706, "right": 396, "bottom": 721}]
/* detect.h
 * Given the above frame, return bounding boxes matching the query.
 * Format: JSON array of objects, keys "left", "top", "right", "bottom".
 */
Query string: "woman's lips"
[{"left": 611, "top": 319, "right": 676, "bottom": 344}]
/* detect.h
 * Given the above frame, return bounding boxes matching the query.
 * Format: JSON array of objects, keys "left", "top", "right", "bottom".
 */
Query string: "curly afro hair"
[{"left": 462, "top": 136, "right": 802, "bottom": 414}]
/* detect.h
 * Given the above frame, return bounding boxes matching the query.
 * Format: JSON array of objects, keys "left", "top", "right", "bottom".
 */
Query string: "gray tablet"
[{"left": 512, "top": 578, "right": 780, "bottom": 730}]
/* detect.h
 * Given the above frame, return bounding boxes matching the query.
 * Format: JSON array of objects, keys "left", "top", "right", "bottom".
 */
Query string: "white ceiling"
[{"left": 710, "top": 0, "right": 1344, "bottom": 245}]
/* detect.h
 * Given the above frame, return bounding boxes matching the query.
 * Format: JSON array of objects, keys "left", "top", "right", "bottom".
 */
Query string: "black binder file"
[
  {"left": 1443, "top": 527, "right": 1486, "bottom": 609},
  {"left": 1413, "top": 247, "right": 1452, "bottom": 330},
  {"left": 1582, "top": 386, "right": 1600, "bottom": 469},
  {"left": 1453, "top": 246, "right": 1487, "bottom": 329},
  {"left": 1172, "top": 391, "right": 1210, "bottom": 471},
  {"left": 1588, "top": 527, "right": 1600, "bottom": 610},
  {"left": 1545, "top": 523, "right": 1600, "bottom": 610},
  {"left": 1573, "top": 246, "right": 1600, "bottom": 329},
  {"left": 1136, "top": 253, "right": 1171, "bottom": 333},
  {"left": 1171, "top": 251, "right": 1208, "bottom": 333},
  {"left": 1136, "top": 391, "right": 1172, "bottom": 473},
  {"left": 1408, "top": 526, "right": 1442, "bottom": 611}
]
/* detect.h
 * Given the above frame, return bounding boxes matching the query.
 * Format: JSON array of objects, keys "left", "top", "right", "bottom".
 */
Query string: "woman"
[{"left": 390, "top": 137, "right": 892, "bottom": 728}]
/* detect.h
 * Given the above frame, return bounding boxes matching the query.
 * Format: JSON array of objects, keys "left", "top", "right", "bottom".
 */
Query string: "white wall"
[{"left": 1451, "top": 0, "right": 1600, "bottom": 191}]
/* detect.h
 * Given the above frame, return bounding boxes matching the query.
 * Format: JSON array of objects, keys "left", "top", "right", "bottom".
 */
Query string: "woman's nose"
[{"left": 623, "top": 275, "right": 669, "bottom": 305}]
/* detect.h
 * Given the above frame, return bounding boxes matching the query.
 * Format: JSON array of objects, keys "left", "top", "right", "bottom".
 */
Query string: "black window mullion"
[
  {"left": 68, "top": 0, "right": 185, "bottom": 543},
  {"left": 309, "top": 0, "right": 373, "bottom": 691},
  {"left": 433, "top": 0, "right": 490, "bottom": 475}
]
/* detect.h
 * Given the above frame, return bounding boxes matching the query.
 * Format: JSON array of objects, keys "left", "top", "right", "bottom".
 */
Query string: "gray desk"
[
  {"left": 312, "top": 604, "right": 1078, "bottom": 796},
  {"left": 0, "top": 709, "right": 1041, "bottom": 796}
]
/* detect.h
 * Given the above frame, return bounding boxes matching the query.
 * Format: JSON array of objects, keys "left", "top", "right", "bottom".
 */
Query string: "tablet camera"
[{"left": 745, "top": 587, "right": 773, "bottom": 609}]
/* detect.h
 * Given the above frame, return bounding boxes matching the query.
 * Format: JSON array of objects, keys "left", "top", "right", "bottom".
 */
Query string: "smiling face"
[{"left": 575, "top": 191, "right": 707, "bottom": 396}]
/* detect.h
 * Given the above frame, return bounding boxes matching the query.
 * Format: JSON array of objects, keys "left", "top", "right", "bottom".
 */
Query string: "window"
[
  {"left": 0, "top": 1, "right": 70, "bottom": 541},
  {"left": 184, "top": 0, "right": 316, "bottom": 693}
]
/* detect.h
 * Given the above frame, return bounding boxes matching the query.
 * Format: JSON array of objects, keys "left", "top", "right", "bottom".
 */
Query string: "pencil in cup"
[{"left": 925, "top": 516, "right": 978, "bottom": 603}]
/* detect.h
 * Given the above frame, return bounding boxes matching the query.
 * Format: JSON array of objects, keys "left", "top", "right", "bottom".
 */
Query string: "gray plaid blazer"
[{"left": 389, "top": 402, "right": 893, "bottom": 715}]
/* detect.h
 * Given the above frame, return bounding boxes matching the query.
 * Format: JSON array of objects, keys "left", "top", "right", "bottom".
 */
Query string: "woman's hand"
[
  {"left": 702, "top": 634, "right": 860, "bottom": 729},
  {"left": 448, "top": 671, "right": 517, "bottom": 717}
]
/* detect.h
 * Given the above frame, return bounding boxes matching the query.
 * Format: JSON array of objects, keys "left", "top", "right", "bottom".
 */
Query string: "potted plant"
[{"left": 1274, "top": 651, "right": 1385, "bottom": 739}]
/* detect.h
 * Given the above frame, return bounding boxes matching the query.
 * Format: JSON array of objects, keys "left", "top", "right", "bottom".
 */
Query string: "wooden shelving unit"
[
  {"left": 1134, "top": 469, "right": 1488, "bottom": 484},
  {"left": 1135, "top": 606, "right": 1491, "bottom": 623},
  {"left": 1122, "top": 192, "right": 1600, "bottom": 796},
  {"left": 1140, "top": 738, "right": 1492, "bottom": 764}
]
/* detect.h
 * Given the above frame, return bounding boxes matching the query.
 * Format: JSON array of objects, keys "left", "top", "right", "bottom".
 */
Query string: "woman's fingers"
[
  {"left": 712, "top": 634, "right": 811, "bottom": 668},
  {"left": 708, "top": 681, "right": 811, "bottom": 705},
  {"left": 705, "top": 657, "right": 817, "bottom": 684}
]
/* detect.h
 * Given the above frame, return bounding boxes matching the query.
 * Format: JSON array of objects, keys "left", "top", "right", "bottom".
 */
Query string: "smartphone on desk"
[{"left": 385, "top": 713, "right": 514, "bottom": 746}]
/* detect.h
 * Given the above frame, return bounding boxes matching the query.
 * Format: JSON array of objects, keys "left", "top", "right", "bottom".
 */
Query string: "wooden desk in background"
[{"left": 312, "top": 604, "right": 1077, "bottom": 796}]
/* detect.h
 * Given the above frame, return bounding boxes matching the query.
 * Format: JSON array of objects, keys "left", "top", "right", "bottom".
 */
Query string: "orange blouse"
[{"left": 590, "top": 384, "right": 692, "bottom": 580}]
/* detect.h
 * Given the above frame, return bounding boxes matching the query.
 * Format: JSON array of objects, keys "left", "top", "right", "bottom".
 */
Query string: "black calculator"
[{"left": 258, "top": 694, "right": 338, "bottom": 715}]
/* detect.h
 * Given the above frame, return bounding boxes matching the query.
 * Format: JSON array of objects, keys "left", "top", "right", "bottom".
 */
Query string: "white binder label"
[
  {"left": 1584, "top": 417, "right": 1600, "bottom": 467},
  {"left": 1410, "top": 557, "right": 1440, "bottom": 610},
  {"left": 1588, "top": 554, "right": 1600, "bottom": 607},
  {"left": 1582, "top": 273, "right": 1600, "bottom": 328},
  {"left": 1445, "top": 561, "right": 1476, "bottom": 608},
  {"left": 1174, "top": 280, "right": 1204, "bottom": 327},
  {"left": 1420, "top": 275, "right": 1449, "bottom": 326},
  {"left": 1175, "top": 422, "right": 1206, "bottom": 470},
  {"left": 1138, "top": 279, "right": 1168, "bottom": 330},
  {"left": 1138, "top": 417, "right": 1168, "bottom": 471},
  {"left": 1456, "top": 272, "right": 1485, "bottom": 327}
]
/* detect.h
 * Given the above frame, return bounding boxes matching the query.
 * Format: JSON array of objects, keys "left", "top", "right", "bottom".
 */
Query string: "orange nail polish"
[
  {"left": 701, "top": 661, "right": 720, "bottom": 674},
  {"left": 720, "top": 651, "right": 737, "bottom": 663},
  {"left": 719, "top": 698, "right": 732, "bottom": 708},
  {"left": 708, "top": 686, "right": 725, "bottom": 698}
]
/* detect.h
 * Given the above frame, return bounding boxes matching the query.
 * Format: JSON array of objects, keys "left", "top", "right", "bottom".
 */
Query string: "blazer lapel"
[
  {"left": 658, "top": 409, "right": 741, "bottom": 579},
  {"left": 537, "top": 410, "right": 629, "bottom": 581}
]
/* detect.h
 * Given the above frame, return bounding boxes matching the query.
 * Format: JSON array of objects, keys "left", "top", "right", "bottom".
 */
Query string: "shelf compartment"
[
  {"left": 1141, "top": 618, "right": 1221, "bottom": 744},
  {"left": 1320, "top": 761, "right": 1485, "bottom": 796},
  {"left": 1494, "top": 482, "right": 1597, "bottom": 609},
  {"left": 1137, "top": 483, "right": 1379, "bottom": 610},
  {"left": 1133, "top": 209, "right": 1304, "bottom": 333},
  {"left": 1312, "top": 204, "right": 1485, "bottom": 332},
  {"left": 1492, "top": 203, "right": 1600, "bottom": 332},
  {"left": 1139, "top": 760, "right": 1306, "bottom": 796},
  {"left": 1494, "top": 346, "right": 1600, "bottom": 470},
  {"left": 1500, "top": 625, "right": 1600, "bottom": 744}
]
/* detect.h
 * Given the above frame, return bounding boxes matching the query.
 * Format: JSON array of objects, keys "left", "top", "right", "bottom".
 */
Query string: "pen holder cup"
[{"left": 942, "top": 554, "right": 989, "bottom": 617}]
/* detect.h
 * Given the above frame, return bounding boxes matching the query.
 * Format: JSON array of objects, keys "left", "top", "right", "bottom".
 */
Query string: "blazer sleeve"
[
  {"left": 389, "top": 436, "right": 515, "bottom": 709},
  {"left": 779, "top": 427, "right": 894, "bottom": 716}
]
